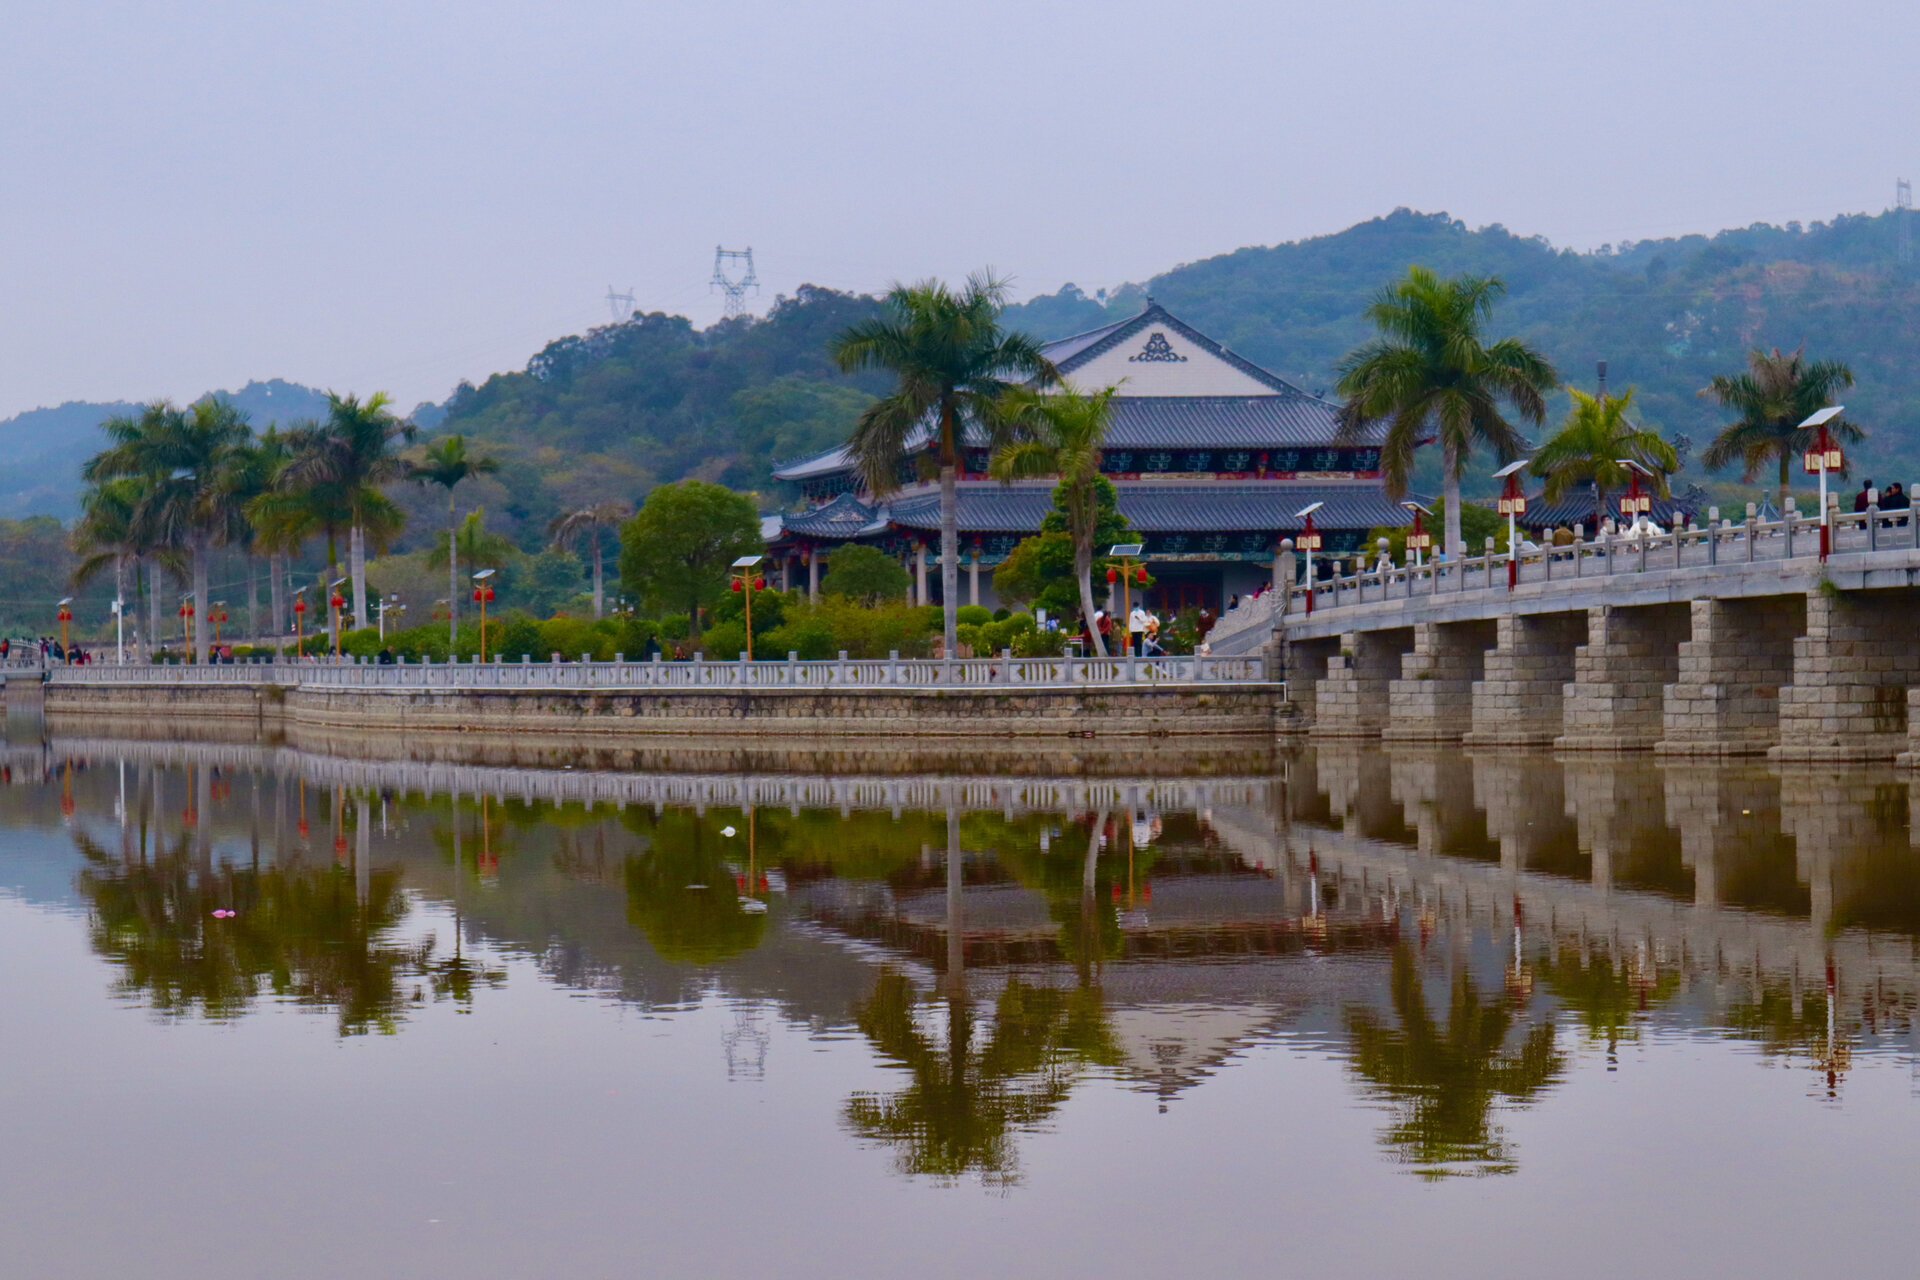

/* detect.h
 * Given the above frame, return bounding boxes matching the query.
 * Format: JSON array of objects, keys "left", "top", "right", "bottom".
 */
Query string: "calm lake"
[{"left": 4, "top": 727, "right": 1919, "bottom": 1278}]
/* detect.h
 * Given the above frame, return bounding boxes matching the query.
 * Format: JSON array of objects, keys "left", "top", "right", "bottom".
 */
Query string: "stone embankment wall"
[{"left": 45, "top": 680, "right": 1285, "bottom": 740}]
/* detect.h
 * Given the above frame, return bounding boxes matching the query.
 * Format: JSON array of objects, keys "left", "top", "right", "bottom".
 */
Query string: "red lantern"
[
  {"left": 1105, "top": 567, "right": 1118, "bottom": 584},
  {"left": 294, "top": 597, "right": 307, "bottom": 615},
  {"left": 57, "top": 605, "right": 72, "bottom": 624},
  {"left": 731, "top": 578, "right": 743, "bottom": 593},
  {"left": 753, "top": 577, "right": 766, "bottom": 591},
  {"left": 1135, "top": 567, "right": 1148, "bottom": 585}
]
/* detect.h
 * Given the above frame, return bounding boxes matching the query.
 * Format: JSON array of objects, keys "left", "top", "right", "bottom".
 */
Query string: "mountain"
[{"left": 0, "top": 379, "right": 332, "bottom": 519}]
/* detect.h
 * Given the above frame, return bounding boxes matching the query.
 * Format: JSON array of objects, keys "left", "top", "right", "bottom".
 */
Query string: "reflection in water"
[
  {"left": 12, "top": 732, "right": 1920, "bottom": 1189},
  {"left": 1344, "top": 945, "right": 1564, "bottom": 1178}
]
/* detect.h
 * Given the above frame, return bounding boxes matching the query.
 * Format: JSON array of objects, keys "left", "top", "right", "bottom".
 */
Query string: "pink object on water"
[{"left": 212, "top": 909, "right": 235, "bottom": 919}]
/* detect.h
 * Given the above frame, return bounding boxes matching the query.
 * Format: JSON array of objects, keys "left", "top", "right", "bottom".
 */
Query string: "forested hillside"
[{"left": 1005, "top": 208, "right": 1920, "bottom": 485}]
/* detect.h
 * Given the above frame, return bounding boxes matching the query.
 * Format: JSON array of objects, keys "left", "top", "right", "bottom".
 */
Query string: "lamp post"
[
  {"left": 328, "top": 578, "right": 348, "bottom": 659},
  {"left": 728, "top": 555, "right": 767, "bottom": 660},
  {"left": 1293, "top": 502, "right": 1324, "bottom": 615},
  {"left": 378, "top": 593, "right": 404, "bottom": 641},
  {"left": 56, "top": 598, "right": 72, "bottom": 663},
  {"left": 293, "top": 592, "right": 308, "bottom": 658},
  {"left": 471, "top": 569, "right": 497, "bottom": 662},
  {"left": 1402, "top": 501, "right": 1433, "bottom": 569},
  {"left": 110, "top": 595, "right": 124, "bottom": 664},
  {"left": 1615, "top": 458, "right": 1656, "bottom": 535},
  {"left": 1799, "top": 405, "right": 1847, "bottom": 561},
  {"left": 1105, "top": 543, "right": 1148, "bottom": 656},
  {"left": 178, "top": 594, "right": 195, "bottom": 659},
  {"left": 210, "top": 601, "right": 229, "bottom": 646},
  {"left": 1494, "top": 459, "right": 1530, "bottom": 591}
]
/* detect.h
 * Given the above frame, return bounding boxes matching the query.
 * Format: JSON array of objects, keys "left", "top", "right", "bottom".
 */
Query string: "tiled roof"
[
  {"left": 1518, "top": 491, "right": 1701, "bottom": 531},
  {"left": 1038, "top": 315, "right": 1135, "bottom": 366},
  {"left": 1052, "top": 302, "right": 1308, "bottom": 397},
  {"left": 1103, "top": 396, "right": 1379, "bottom": 448},
  {"left": 872, "top": 482, "right": 1414, "bottom": 536},
  {"left": 779, "top": 491, "right": 879, "bottom": 538}
]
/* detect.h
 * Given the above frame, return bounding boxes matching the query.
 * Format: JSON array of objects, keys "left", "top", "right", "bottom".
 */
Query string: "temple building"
[{"left": 766, "top": 301, "right": 1409, "bottom": 613}]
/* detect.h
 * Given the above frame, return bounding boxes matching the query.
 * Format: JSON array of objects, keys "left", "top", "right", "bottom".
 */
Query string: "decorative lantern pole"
[
  {"left": 56, "top": 597, "right": 73, "bottom": 662},
  {"left": 1494, "top": 459, "right": 1530, "bottom": 591},
  {"left": 210, "top": 601, "right": 229, "bottom": 645},
  {"left": 293, "top": 591, "right": 308, "bottom": 658},
  {"left": 1106, "top": 543, "right": 1148, "bottom": 655},
  {"left": 1799, "top": 405, "right": 1847, "bottom": 561},
  {"left": 178, "top": 595, "right": 195, "bottom": 658},
  {"left": 1401, "top": 501, "right": 1433, "bottom": 569},
  {"left": 471, "top": 568, "right": 497, "bottom": 662},
  {"left": 328, "top": 577, "right": 348, "bottom": 658},
  {"left": 1615, "top": 457, "right": 1656, "bottom": 536},
  {"left": 1293, "top": 503, "right": 1324, "bottom": 615},
  {"left": 729, "top": 555, "right": 767, "bottom": 660}
]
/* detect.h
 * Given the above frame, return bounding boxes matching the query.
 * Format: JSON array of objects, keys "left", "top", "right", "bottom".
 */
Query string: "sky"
[{"left": 0, "top": 0, "right": 1913, "bottom": 421}]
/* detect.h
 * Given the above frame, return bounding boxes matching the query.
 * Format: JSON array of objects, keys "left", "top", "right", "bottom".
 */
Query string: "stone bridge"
[{"left": 1274, "top": 506, "right": 1920, "bottom": 761}]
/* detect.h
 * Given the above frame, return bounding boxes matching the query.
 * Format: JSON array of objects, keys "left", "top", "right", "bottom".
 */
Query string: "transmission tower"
[
  {"left": 605, "top": 286, "right": 637, "bottom": 322},
  {"left": 1898, "top": 179, "right": 1913, "bottom": 264},
  {"left": 711, "top": 246, "right": 759, "bottom": 319}
]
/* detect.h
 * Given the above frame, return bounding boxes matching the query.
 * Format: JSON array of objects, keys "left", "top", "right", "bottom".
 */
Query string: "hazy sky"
[{"left": 0, "top": 0, "right": 1912, "bottom": 421}]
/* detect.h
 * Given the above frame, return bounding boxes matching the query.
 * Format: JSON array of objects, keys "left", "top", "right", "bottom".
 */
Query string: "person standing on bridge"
[{"left": 1854, "top": 479, "right": 1876, "bottom": 513}]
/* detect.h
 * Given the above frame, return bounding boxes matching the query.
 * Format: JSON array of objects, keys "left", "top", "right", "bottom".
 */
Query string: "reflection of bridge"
[
  {"left": 46, "top": 736, "right": 1270, "bottom": 818},
  {"left": 1203, "top": 745, "right": 1920, "bottom": 1032},
  {"left": 1277, "top": 506, "right": 1920, "bottom": 761}
]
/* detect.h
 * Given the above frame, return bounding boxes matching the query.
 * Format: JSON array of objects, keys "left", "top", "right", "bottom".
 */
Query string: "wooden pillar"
[
  {"left": 914, "top": 543, "right": 928, "bottom": 606},
  {"left": 807, "top": 551, "right": 819, "bottom": 604},
  {"left": 969, "top": 548, "right": 980, "bottom": 607}
]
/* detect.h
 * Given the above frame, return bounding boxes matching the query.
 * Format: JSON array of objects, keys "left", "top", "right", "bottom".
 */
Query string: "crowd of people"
[{"left": 1, "top": 636, "right": 98, "bottom": 666}]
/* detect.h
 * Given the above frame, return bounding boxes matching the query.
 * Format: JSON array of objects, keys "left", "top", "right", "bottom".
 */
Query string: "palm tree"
[
  {"left": 1528, "top": 388, "right": 1679, "bottom": 529},
  {"left": 990, "top": 385, "right": 1119, "bottom": 655},
  {"left": 72, "top": 478, "right": 183, "bottom": 660},
  {"left": 831, "top": 273, "right": 1056, "bottom": 657},
  {"left": 426, "top": 509, "right": 517, "bottom": 581},
  {"left": 1700, "top": 347, "right": 1859, "bottom": 511},
  {"left": 85, "top": 399, "right": 251, "bottom": 663},
  {"left": 409, "top": 434, "right": 499, "bottom": 644},
  {"left": 279, "top": 393, "right": 413, "bottom": 631},
  {"left": 1335, "top": 268, "right": 1559, "bottom": 558},
  {"left": 216, "top": 429, "right": 289, "bottom": 643},
  {"left": 250, "top": 419, "right": 352, "bottom": 625},
  {"left": 548, "top": 500, "right": 629, "bottom": 620}
]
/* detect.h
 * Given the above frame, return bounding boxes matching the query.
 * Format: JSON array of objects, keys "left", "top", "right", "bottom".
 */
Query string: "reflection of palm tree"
[
  {"left": 72, "top": 822, "right": 466, "bottom": 1036},
  {"left": 622, "top": 811, "right": 768, "bottom": 965},
  {"left": 1538, "top": 944, "right": 1679, "bottom": 1060},
  {"left": 844, "top": 971, "right": 1119, "bottom": 1185},
  {"left": 1344, "top": 945, "right": 1564, "bottom": 1177}
]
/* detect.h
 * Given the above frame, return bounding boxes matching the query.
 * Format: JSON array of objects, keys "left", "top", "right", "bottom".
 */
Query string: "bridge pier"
[
  {"left": 1280, "top": 637, "right": 1340, "bottom": 734},
  {"left": 1658, "top": 596, "right": 1806, "bottom": 757},
  {"left": 1563, "top": 757, "right": 1671, "bottom": 894},
  {"left": 1386, "top": 746, "right": 1485, "bottom": 859},
  {"left": 1312, "top": 628, "right": 1414, "bottom": 738},
  {"left": 1463, "top": 612, "right": 1587, "bottom": 747},
  {"left": 1558, "top": 604, "right": 1690, "bottom": 751},
  {"left": 1662, "top": 764, "right": 1791, "bottom": 912},
  {"left": 1775, "top": 589, "right": 1920, "bottom": 761},
  {"left": 1383, "top": 620, "right": 1496, "bottom": 743},
  {"left": 1473, "top": 754, "right": 1581, "bottom": 876}
]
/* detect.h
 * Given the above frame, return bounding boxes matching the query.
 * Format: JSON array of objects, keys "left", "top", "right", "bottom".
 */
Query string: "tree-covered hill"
[{"left": 1005, "top": 208, "right": 1920, "bottom": 485}]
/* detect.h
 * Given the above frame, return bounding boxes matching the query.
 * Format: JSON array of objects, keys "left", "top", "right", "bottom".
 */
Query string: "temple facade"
[{"left": 766, "top": 302, "right": 1410, "bottom": 614}]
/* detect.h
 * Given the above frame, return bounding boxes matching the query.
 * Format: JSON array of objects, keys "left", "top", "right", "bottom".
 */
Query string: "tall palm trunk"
[
  {"left": 147, "top": 559, "right": 162, "bottom": 661},
  {"left": 1074, "top": 535, "right": 1107, "bottom": 658},
  {"left": 246, "top": 555, "right": 260, "bottom": 644},
  {"left": 1778, "top": 453, "right": 1791, "bottom": 514},
  {"left": 1442, "top": 440, "right": 1464, "bottom": 559},
  {"left": 591, "top": 533, "right": 605, "bottom": 620},
  {"left": 447, "top": 491, "right": 460, "bottom": 647},
  {"left": 349, "top": 524, "right": 369, "bottom": 632},
  {"left": 939, "top": 463, "right": 959, "bottom": 658},
  {"left": 192, "top": 536, "right": 211, "bottom": 665},
  {"left": 269, "top": 552, "right": 287, "bottom": 643}
]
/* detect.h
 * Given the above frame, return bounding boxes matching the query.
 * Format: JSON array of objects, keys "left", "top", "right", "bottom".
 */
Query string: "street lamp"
[
  {"left": 1105, "top": 543, "right": 1149, "bottom": 655},
  {"left": 178, "top": 593, "right": 195, "bottom": 659},
  {"left": 328, "top": 578, "right": 348, "bottom": 658},
  {"left": 109, "top": 595, "right": 124, "bottom": 664},
  {"left": 210, "top": 601, "right": 229, "bottom": 645},
  {"left": 293, "top": 590, "right": 308, "bottom": 658},
  {"left": 729, "top": 555, "right": 767, "bottom": 660},
  {"left": 1615, "top": 458, "right": 1656, "bottom": 534},
  {"left": 378, "top": 593, "right": 404, "bottom": 641},
  {"left": 56, "top": 598, "right": 73, "bottom": 663},
  {"left": 1800, "top": 405, "right": 1846, "bottom": 561},
  {"left": 1401, "top": 501, "right": 1433, "bottom": 569},
  {"left": 1494, "top": 459, "right": 1530, "bottom": 591},
  {"left": 1293, "top": 503, "right": 1324, "bottom": 616},
  {"left": 471, "top": 569, "right": 497, "bottom": 662}
]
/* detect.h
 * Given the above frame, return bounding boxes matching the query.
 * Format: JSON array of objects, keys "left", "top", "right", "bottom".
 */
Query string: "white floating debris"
[
  {"left": 721, "top": 826, "right": 737, "bottom": 837},
  {"left": 738, "top": 898, "right": 768, "bottom": 914}
]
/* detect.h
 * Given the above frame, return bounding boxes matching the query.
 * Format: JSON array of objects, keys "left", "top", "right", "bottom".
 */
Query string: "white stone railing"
[
  {"left": 1202, "top": 590, "right": 1282, "bottom": 653},
  {"left": 46, "top": 650, "right": 1270, "bottom": 690},
  {"left": 1302, "top": 506, "right": 1918, "bottom": 614}
]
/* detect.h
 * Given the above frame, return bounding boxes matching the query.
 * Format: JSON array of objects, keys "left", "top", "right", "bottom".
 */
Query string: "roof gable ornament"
[{"left": 1129, "top": 331, "right": 1187, "bottom": 364}]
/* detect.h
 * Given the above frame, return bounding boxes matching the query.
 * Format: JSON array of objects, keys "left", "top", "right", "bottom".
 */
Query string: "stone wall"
[
  {"left": 1775, "top": 589, "right": 1920, "bottom": 761},
  {"left": 1312, "top": 628, "right": 1414, "bottom": 738},
  {"left": 1383, "top": 620, "right": 1496, "bottom": 743},
  {"left": 47, "top": 680, "right": 1285, "bottom": 741},
  {"left": 1659, "top": 596, "right": 1805, "bottom": 756},
  {"left": 1464, "top": 612, "right": 1588, "bottom": 747},
  {"left": 1557, "top": 603, "right": 1690, "bottom": 751}
]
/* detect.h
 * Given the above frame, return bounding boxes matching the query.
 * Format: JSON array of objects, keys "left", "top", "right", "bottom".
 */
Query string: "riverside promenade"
[
  {"left": 33, "top": 650, "right": 1281, "bottom": 740},
  {"left": 1277, "top": 503, "right": 1920, "bottom": 761}
]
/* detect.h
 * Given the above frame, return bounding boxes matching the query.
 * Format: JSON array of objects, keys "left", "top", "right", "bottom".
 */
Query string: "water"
[{"left": 4, "top": 727, "right": 1920, "bottom": 1278}]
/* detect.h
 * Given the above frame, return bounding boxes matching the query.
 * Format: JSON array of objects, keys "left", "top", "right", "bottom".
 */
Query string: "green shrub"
[
  {"left": 538, "top": 615, "right": 613, "bottom": 661},
  {"left": 956, "top": 604, "right": 993, "bottom": 627},
  {"left": 699, "top": 619, "right": 750, "bottom": 660},
  {"left": 495, "top": 613, "right": 543, "bottom": 661},
  {"left": 760, "top": 616, "right": 837, "bottom": 660}
]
